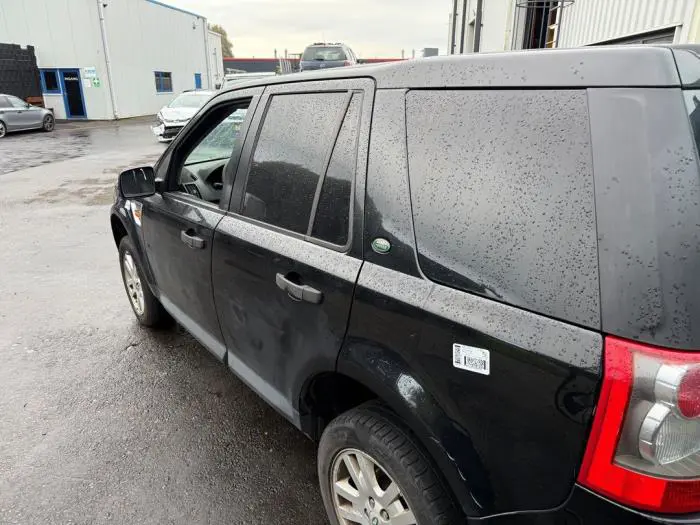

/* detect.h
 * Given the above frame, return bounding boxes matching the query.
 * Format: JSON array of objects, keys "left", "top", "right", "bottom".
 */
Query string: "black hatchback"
[{"left": 110, "top": 45, "right": 700, "bottom": 525}]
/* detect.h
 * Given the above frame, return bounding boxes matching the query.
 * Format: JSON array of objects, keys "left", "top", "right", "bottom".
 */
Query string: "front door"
[
  {"left": 59, "top": 69, "right": 86, "bottom": 119},
  {"left": 212, "top": 79, "right": 373, "bottom": 421},
  {"left": 141, "top": 89, "right": 260, "bottom": 360}
]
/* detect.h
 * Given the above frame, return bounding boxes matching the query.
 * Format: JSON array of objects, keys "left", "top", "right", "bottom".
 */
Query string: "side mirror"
[
  {"left": 119, "top": 166, "right": 156, "bottom": 198},
  {"left": 24, "top": 102, "right": 31, "bottom": 109}
]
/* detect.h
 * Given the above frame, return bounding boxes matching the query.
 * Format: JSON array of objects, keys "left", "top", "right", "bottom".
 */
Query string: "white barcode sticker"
[{"left": 452, "top": 344, "right": 490, "bottom": 375}]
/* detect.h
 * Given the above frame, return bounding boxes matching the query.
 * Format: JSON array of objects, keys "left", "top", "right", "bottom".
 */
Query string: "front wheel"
[
  {"left": 318, "top": 403, "right": 462, "bottom": 525},
  {"left": 42, "top": 114, "right": 55, "bottom": 132},
  {"left": 118, "top": 236, "right": 170, "bottom": 327}
]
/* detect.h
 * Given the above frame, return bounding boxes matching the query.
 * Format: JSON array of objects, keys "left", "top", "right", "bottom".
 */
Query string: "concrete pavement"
[{"left": 0, "top": 121, "right": 327, "bottom": 524}]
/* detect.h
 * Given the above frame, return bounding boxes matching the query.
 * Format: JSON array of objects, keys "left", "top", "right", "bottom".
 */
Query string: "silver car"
[{"left": 0, "top": 94, "right": 55, "bottom": 138}]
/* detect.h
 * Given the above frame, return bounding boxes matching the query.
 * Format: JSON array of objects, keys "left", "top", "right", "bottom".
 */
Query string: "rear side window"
[
  {"left": 242, "top": 92, "right": 347, "bottom": 234},
  {"left": 406, "top": 90, "right": 600, "bottom": 327},
  {"left": 0, "top": 96, "right": 9, "bottom": 108}
]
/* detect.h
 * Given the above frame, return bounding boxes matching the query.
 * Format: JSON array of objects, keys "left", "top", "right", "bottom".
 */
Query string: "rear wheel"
[
  {"left": 118, "top": 236, "right": 170, "bottom": 327},
  {"left": 0, "top": 120, "right": 6, "bottom": 138},
  {"left": 318, "top": 403, "right": 462, "bottom": 525},
  {"left": 42, "top": 114, "right": 54, "bottom": 132}
]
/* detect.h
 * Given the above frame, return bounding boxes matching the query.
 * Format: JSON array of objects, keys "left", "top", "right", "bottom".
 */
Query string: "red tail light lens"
[
  {"left": 679, "top": 367, "right": 700, "bottom": 418},
  {"left": 343, "top": 60, "right": 351, "bottom": 66},
  {"left": 578, "top": 337, "right": 700, "bottom": 513}
]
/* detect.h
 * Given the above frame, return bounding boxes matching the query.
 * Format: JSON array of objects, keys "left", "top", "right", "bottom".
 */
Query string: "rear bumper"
[{"left": 472, "top": 485, "right": 700, "bottom": 524}]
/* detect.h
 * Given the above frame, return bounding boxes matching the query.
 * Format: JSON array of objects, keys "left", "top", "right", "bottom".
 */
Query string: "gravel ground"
[{"left": 0, "top": 121, "right": 328, "bottom": 525}]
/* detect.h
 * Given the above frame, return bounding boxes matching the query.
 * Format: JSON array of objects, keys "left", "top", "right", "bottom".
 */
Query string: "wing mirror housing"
[{"left": 119, "top": 166, "right": 157, "bottom": 198}]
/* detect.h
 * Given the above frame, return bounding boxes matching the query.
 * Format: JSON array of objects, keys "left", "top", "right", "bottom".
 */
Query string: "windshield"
[
  {"left": 184, "top": 108, "right": 247, "bottom": 166},
  {"left": 169, "top": 93, "right": 210, "bottom": 109},
  {"left": 223, "top": 76, "right": 266, "bottom": 88},
  {"left": 302, "top": 46, "right": 347, "bottom": 61}
]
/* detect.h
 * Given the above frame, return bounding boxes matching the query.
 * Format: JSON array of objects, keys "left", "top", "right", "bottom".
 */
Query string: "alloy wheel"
[
  {"left": 331, "top": 449, "right": 417, "bottom": 525},
  {"left": 43, "top": 115, "right": 54, "bottom": 131},
  {"left": 122, "top": 252, "right": 145, "bottom": 315},
  {"left": 0, "top": 122, "right": 5, "bottom": 138}
]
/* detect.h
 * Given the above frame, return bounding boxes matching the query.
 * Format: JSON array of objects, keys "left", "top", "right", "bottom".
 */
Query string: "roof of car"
[
  {"left": 181, "top": 89, "right": 215, "bottom": 95},
  {"left": 221, "top": 45, "right": 700, "bottom": 92}
]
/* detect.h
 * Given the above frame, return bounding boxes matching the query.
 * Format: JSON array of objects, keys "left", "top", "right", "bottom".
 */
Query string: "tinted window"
[
  {"left": 42, "top": 70, "right": 59, "bottom": 92},
  {"left": 311, "top": 94, "right": 361, "bottom": 245},
  {"left": 242, "top": 92, "right": 347, "bottom": 234},
  {"left": 0, "top": 96, "right": 10, "bottom": 108},
  {"left": 302, "top": 46, "right": 347, "bottom": 61},
  {"left": 169, "top": 93, "right": 210, "bottom": 108},
  {"left": 684, "top": 90, "right": 700, "bottom": 157},
  {"left": 406, "top": 90, "right": 599, "bottom": 327}
]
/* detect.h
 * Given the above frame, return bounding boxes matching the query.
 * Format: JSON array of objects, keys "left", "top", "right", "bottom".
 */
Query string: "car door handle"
[
  {"left": 180, "top": 229, "right": 205, "bottom": 249},
  {"left": 275, "top": 273, "right": 323, "bottom": 304}
]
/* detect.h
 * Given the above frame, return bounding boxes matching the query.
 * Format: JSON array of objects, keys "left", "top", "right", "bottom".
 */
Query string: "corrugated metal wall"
[{"left": 558, "top": 0, "right": 694, "bottom": 47}]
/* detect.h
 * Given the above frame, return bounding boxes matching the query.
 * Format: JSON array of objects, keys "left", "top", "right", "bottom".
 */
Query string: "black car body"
[{"left": 110, "top": 45, "right": 700, "bottom": 524}]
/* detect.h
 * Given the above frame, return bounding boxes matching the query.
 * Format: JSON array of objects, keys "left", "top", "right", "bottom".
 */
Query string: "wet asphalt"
[{"left": 0, "top": 120, "right": 327, "bottom": 524}]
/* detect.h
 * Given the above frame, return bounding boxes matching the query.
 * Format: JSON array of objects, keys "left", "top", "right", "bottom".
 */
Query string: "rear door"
[{"left": 212, "top": 78, "right": 373, "bottom": 422}]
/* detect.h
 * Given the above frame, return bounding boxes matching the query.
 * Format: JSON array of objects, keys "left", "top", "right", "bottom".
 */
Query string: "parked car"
[
  {"left": 111, "top": 45, "right": 700, "bottom": 525},
  {"left": 299, "top": 42, "right": 357, "bottom": 72},
  {"left": 0, "top": 93, "right": 54, "bottom": 138},
  {"left": 220, "top": 72, "right": 276, "bottom": 90},
  {"left": 152, "top": 90, "right": 213, "bottom": 142}
]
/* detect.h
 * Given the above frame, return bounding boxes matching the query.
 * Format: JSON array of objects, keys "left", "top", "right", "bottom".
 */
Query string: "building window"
[
  {"left": 154, "top": 71, "right": 172, "bottom": 93},
  {"left": 40, "top": 69, "right": 61, "bottom": 94}
]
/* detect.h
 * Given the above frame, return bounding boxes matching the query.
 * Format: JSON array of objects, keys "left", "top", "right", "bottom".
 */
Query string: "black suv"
[{"left": 110, "top": 46, "right": 700, "bottom": 524}]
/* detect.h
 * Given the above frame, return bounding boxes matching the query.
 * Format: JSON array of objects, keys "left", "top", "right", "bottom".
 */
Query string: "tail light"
[
  {"left": 343, "top": 60, "right": 351, "bottom": 66},
  {"left": 578, "top": 336, "right": 700, "bottom": 513}
]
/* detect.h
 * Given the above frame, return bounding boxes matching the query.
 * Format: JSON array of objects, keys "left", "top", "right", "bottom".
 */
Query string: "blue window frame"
[
  {"left": 154, "top": 71, "right": 173, "bottom": 93},
  {"left": 40, "top": 69, "right": 61, "bottom": 94}
]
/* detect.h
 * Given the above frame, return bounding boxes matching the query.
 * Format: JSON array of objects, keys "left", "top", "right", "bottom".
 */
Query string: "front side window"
[
  {"left": 175, "top": 102, "right": 250, "bottom": 204},
  {"left": 7, "top": 96, "right": 27, "bottom": 108},
  {"left": 154, "top": 71, "right": 173, "bottom": 93},
  {"left": 241, "top": 92, "right": 348, "bottom": 234}
]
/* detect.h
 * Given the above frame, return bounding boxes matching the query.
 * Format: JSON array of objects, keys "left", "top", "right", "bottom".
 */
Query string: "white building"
[
  {"left": 0, "top": 0, "right": 223, "bottom": 120},
  {"left": 449, "top": 0, "right": 700, "bottom": 55}
]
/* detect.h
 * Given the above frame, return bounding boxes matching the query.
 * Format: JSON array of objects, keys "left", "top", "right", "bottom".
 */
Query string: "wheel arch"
[{"left": 301, "top": 339, "right": 489, "bottom": 517}]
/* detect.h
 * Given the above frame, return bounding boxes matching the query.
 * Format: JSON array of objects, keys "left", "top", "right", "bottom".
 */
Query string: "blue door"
[
  {"left": 59, "top": 69, "right": 87, "bottom": 119},
  {"left": 194, "top": 73, "right": 202, "bottom": 89}
]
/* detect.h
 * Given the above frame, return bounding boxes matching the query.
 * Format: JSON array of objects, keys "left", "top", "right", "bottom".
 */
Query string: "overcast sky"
[{"left": 164, "top": 0, "right": 447, "bottom": 58}]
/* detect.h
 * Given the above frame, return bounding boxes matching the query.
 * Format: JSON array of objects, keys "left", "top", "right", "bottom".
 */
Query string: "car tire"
[
  {"left": 42, "top": 114, "right": 54, "bottom": 132},
  {"left": 118, "top": 236, "right": 171, "bottom": 327},
  {"left": 318, "top": 402, "right": 462, "bottom": 525},
  {"left": 0, "top": 120, "right": 6, "bottom": 138}
]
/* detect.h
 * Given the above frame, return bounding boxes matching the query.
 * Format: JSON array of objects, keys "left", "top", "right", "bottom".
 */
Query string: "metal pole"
[
  {"left": 473, "top": 0, "right": 484, "bottom": 52},
  {"left": 97, "top": 0, "right": 118, "bottom": 119},
  {"left": 555, "top": 0, "right": 565, "bottom": 48},
  {"left": 450, "top": 0, "right": 459, "bottom": 54},
  {"left": 202, "top": 19, "right": 213, "bottom": 89},
  {"left": 459, "top": 0, "right": 468, "bottom": 53}
]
